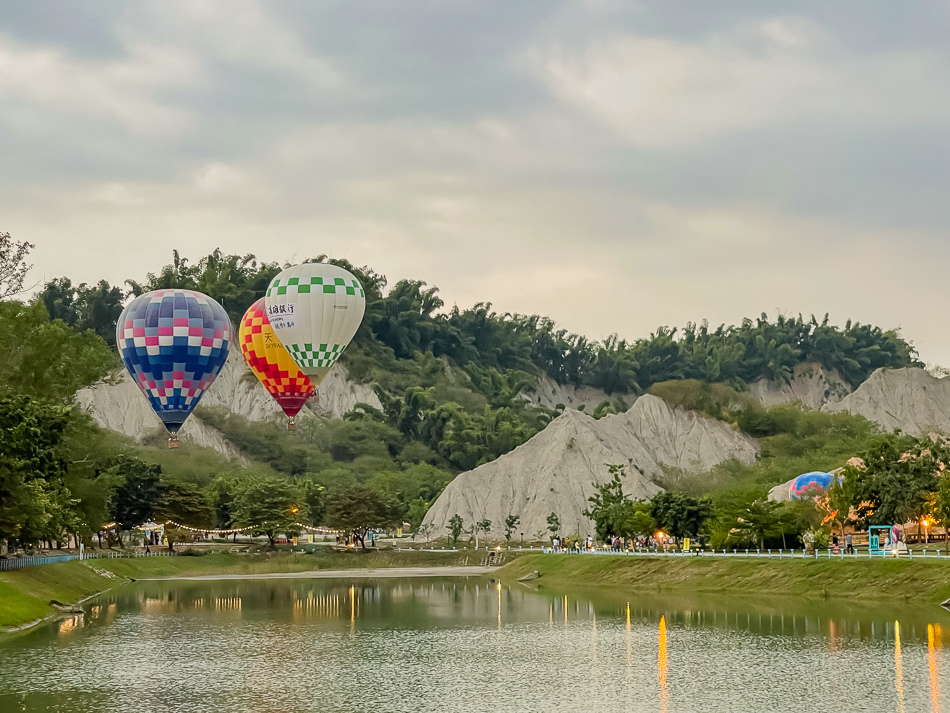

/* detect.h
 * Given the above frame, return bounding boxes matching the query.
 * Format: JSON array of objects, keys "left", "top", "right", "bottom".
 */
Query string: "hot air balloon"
[
  {"left": 239, "top": 298, "right": 315, "bottom": 430},
  {"left": 116, "top": 289, "right": 232, "bottom": 448},
  {"left": 788, "top": 472, "right": 838, "bottom": 500},
  {"left": 263, "top": 262, "right": 365, "bottom": 386}
]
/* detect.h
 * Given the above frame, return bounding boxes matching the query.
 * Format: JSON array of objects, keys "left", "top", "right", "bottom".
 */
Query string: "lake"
[{"left": 0, "top": 575, "right": 947, "bottom": 712}]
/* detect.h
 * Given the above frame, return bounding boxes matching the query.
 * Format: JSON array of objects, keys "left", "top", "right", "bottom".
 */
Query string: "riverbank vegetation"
[{"left": 499, "top": 554, "right": 950, "bottom": 604}]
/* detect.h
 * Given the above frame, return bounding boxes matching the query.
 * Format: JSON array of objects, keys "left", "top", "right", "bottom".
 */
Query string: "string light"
[{"left": 154, "top": 520, "right": 340, "bottom": 535}]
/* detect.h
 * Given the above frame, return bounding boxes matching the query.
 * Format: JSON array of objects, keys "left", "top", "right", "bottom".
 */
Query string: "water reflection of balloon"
[
  {"left": 264, "top": 262, "right": 365, "bottom": 387},
  {"left": 116, "top": 289, "right": 231, "bottom": 448},
  {"left": 239, "top": 298, "right": 315, "bottom": 430}
]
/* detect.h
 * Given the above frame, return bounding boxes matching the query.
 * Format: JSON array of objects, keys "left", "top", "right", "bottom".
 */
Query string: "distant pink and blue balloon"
[{"left": 787, "top": 471, "right": 837, "bottom": 500}]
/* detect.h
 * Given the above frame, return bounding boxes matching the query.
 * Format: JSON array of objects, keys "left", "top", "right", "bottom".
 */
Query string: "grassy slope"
[
  {"left": 0, "top": 549, "right": 481, "bottom": 630},
  {"left": 498, "top": 554, "right": 950, "bottom": 604}
]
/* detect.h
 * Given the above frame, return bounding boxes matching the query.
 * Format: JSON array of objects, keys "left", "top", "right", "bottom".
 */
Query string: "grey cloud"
[{"left": 2, "top": 2, "right": 950, "bottom": 362}]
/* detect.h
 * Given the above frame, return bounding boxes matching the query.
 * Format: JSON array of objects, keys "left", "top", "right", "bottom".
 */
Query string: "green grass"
[
  {"left": 0, "top": 548, "right": 485, "bottom": 631},
  {"left": 498, "top": 554, "right": 950, "bottom": 604}
]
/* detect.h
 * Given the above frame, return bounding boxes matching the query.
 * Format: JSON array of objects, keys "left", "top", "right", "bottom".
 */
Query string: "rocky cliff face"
[
  {"left": 421, "top": 395, "right": 758, "bottom": 540},
  {"left": 75, "top": 371, "right": 243, "bottom": 456},
  {"left": 749, "top": 362, "right": 851, "bottom": 410},
  {"left": 823, "top": 367, "right": 950, "bottom": 437},
  {"left": 75, "top": 356, "right": 382, "bottom": 456},
  {"left": 521, "top": 375, "right": 633, "bottom": 412}
]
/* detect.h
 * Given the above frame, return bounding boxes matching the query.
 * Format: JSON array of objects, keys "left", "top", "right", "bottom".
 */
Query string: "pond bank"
[
  {"left": 0, "top": 549, "right": 494, "bottom": 632},
  {"left": 497, "top": 553, "right": 950, "bottom": 604}
]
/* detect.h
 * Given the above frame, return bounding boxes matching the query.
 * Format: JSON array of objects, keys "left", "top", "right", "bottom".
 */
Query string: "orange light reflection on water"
[
  {"left": 659, "top": 615, "right": 668, "bottom": 713},
  {"left": 929, "top": 624, "right": 941, "bottom": 713},
  {"left": 895, "top": 621, "right": 905, "bottom": 713}
]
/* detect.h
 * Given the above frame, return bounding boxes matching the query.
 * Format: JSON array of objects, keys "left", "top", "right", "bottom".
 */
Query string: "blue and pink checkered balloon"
[{"left": 116, "top": 289, "right": 231, "bottom": 443}]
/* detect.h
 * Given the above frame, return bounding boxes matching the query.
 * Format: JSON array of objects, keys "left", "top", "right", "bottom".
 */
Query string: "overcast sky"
[{"left": 2, "top": 2, "right": 949, "bottom": 363}]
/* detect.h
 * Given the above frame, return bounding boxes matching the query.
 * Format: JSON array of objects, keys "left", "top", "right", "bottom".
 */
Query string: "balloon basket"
[
  {"left": 287, "top": 417, "right": 297, "bottom": 432},
  {"left": 167, "top": 435, "right": 180, "bottom": 449}
]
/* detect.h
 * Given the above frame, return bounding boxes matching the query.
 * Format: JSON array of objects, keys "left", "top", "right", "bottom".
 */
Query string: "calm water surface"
[{"left": 0, "top": 576, "right": 948, "bottom": 713}]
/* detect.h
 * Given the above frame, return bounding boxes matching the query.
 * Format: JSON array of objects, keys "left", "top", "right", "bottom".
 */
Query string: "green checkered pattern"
[
  {"left": 267, "top": 276, "right": 365, "bottom": 298},
  {"left": 287, "top": 343, "right": 346, "bottom": 368}
]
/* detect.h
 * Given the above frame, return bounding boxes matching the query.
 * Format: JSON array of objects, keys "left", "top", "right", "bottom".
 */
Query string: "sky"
[{"left": 2, "top": 1, "right": 950, "bottom": 363}]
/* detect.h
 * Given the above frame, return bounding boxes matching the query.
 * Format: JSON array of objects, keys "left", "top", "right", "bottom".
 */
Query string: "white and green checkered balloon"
[{"left": 264, "top": 263, "right": 366, "bottom": 386}]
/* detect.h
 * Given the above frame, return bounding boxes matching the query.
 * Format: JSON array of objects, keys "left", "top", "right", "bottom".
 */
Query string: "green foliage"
[
  {"left": 503, "top": 514, "right": 520, "bottom": 543},
  {"left": 327, "top": 485, "right": 400, "bottom": 542},
  {"left": 0, "top": 394, "right": 73, "bottom": 548},
  {"left": 850, "top": 435, "right": 949, "bottom": 526},
  {"left": 546, "top": 512, "right": 561, "bottom": 537},
  {"left": 664, "top": 407, "right": 881, "bottom": 499},
  {"left": 230, "top": 474, "right": 307, "bottom": 547},
  {"left": 109, "top": 455, "right": 162, "bottom": 533},
  {"left": 0, "top": 231, "right": 34, "bottom": 299},
  {"left": 650, "top": 490, "right": 712, "bottom": 540},
  {"left": 0, "top": 300, "right": 116, "bottom": 400},
  {"left": 584, "top": 466, "right": 638, "bottom": 540},
  {"left": 155, "top": 479, "right": 214, "bottom": 528},
  {"left": 648, "top": 380, "right": 753, "bottom": 420},
  {"left": 126, "top": 249, "right": 281, "bottom": 326},
  {"left": 39, "top": 278, "right": 125, "bottom": 347},
  {"left": 447, "top": 514, "right": 464, "bottom": 545}
]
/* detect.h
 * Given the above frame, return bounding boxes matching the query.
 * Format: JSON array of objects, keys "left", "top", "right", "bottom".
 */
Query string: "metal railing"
[{"left": 0, "top": 550, "right": 178, "bottom": 572}]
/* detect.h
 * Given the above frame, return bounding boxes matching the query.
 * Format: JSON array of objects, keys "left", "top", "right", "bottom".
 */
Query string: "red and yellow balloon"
[{"left": 239, "top": 298, "right": 315, "bottom": 429}]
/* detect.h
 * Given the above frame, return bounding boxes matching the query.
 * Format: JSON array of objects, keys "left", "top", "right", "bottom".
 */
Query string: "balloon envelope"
[
  {"left": 788, "top": 471, "right": 837, "bottom": 500},
  {"left": 264, "top": 262, "right": 365, "bottom": 386},
  {"left": 239, "top": 298, "right": 315, "bottom": 420},
  {"left": 116, "top": 289, "right": 231, "bottom": 436}
]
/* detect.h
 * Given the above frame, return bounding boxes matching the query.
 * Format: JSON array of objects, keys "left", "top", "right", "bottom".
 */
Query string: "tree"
[
  {"left": 154, "top": 478, "right": 214, "bottom": 550},
  {"left": 326, "top": 485, "right": 399, "bottom": 548},
  {"left": 109, "top": 455, "right": 162, "bottom": 545},
  {"left": 301, "top": 481, "right": 326, "bottom": 527},
  {"left": 934, "top": 474, "right": 950, "bottom": 554},
  {"left": 447, "top": 514, "right": 464, "bottom": 546},
  {"left": 546, "top": 512, "right": 561, "bottom": 539},
  {"left": 471, "top": 519, "right": 491, "bottom": 549},
  {"left": 852, "top": 435, "right": 946, "bottom": 526},
  {"left": 231, "top": 475, "right": 308, "bottom": 548},
  {"left": 503, "top": 514, "right": 520, "bottom": 545},
  {"left": 40, "top": 278, "right": 125, "bottom": 347},
  {"left": 625, "top": 503, "right": 656, "bottom": 540},
  {"left": 407, "top": 498, "right": 431, "bottom": 531},
  {"left": 0, "top": 232, "right": 34, "bottom": 299},
  {"left": 650, "top": 491, "right": 711, "bottom": 541},
  {"left": 416, "top": 522, "right": 434, "bottom": 546},
  {"left": 0, "top": 301, "right": 115, "bottom": 400},
  {"left": 825, "top": 468, "right": 858, "bottom": 539},
  {"left": 0, "top": 395, "right": 72, "bottom": 551},
  {"left": 734, "top": 500, "right": 784, "bottom": 549},
  {"left": 584, "top": 466, "right": 633, "bottom": 540}
]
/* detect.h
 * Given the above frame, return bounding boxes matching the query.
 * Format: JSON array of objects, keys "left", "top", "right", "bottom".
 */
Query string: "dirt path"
[{"left": 135, "top": 566, "right": 496, "bottom": 581}]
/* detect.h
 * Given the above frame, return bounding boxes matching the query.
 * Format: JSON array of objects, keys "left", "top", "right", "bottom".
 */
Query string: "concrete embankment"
[
  {"left": 497, "top": 553, "right": 950, "bottom": 604},
  {"left": 0, "top": 549, "right": 498, "bottom": 633}
]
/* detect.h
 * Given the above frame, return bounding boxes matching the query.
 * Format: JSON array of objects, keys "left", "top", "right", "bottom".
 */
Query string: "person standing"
[{"left": 845, "top": 532, "right": 854, "bottom": 554}]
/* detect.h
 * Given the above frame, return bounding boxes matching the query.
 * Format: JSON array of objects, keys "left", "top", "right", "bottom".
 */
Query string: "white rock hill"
[
  {"left": 749, "top": 362, "right": 851, "bottom": 410},
  {"left": 75, "top": 356, "right": 382, "bottom": 456},
  {"left": 421, "top": 395, "right": 758, "bottom": 540},
  {"left": 522, "top": 375, "right": 633, "bottom": 412},
  {"left": 823, "top": 367, "right": 950, "bottom": 436}
]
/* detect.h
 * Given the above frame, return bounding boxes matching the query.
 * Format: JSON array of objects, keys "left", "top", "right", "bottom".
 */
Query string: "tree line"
[{"left": 40, "top": 249, "right": 918, "bottom": 393}]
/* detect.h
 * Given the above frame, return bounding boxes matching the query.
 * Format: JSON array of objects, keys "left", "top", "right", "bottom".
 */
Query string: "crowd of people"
[{"left": 549, "top": 535, "right": 668, "bottom": 552}]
